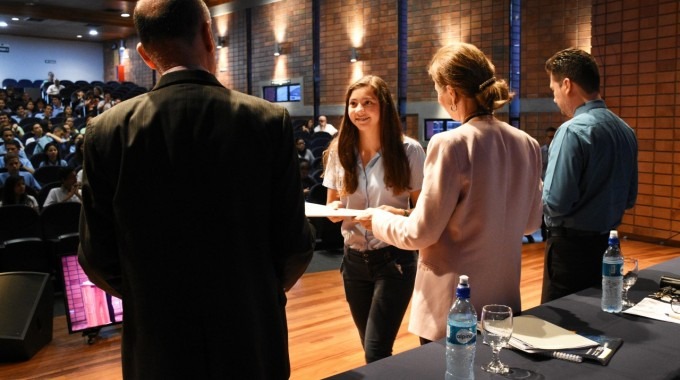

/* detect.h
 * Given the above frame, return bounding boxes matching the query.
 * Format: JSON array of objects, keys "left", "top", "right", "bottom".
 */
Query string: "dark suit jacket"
[{"left": 78, "top": 70, "right": 314, "bottom": 379}]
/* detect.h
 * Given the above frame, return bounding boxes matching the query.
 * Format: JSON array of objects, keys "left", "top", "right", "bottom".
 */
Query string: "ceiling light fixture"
[
  {"left": 89, "top": 29, "right": 98, "bottom": 36},
  {"left": 121, "top": 13, "right": 130, "bottom": 18},
  {"left": 0, "top": 22, "right": 8, "bottom": 28}
]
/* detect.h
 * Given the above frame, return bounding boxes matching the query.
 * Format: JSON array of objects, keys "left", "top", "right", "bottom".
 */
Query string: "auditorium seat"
[
  {"left": 0, "top": 237, "right": 51, "bottom": 274},
  {"left": 0, "top": 205, "right": 41, "bottom": 243}
]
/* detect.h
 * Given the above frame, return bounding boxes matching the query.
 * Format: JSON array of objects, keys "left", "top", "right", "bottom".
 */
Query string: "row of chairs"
[
  {"left": 0, "top": 203, "right": 81, "bottom": 274},
  {"left": 0, "top": 202, "right": 80, "bottom": 243}
]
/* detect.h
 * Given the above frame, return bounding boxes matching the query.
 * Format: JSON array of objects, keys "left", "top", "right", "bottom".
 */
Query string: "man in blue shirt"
[
  {"left": 541, "top": 48, "right": 638, "bottom": 303},
  {"left": 0, "top": 152, "right": 42, "bottom": 191}
]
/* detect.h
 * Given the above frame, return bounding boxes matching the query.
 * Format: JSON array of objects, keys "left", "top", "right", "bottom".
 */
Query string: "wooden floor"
[{"left": 1, "top": 239, "right": 679, "bottom": 379}]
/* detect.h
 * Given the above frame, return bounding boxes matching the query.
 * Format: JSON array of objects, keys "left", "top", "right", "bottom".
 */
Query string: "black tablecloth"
[{"left": 327, "top": 257, "right": 680, "bottom": 380}]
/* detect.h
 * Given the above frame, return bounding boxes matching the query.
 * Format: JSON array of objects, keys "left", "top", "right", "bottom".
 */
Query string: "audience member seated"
[
  {"left": 0, "top": 175, "right": 39, "bottom": 211},
  {"left": 24, "top": 122, "right": 47, "bottom": 147},
  {"left": 0, "top": 127, "right": 28, "bottom": 159},
  {"left": 72, "top": 90, "right": 87, "bottom": 116},
  {"left": 296, "top": 137, "right": 315, "bottom": 164},
  {"left": 34, "top": 104, "right": 54, "bottom": 121},
  {"left": 37, "top": 142, "right": 68, "bottom": 168},
  {"left": 67, "top": 134, "right": 84, "bottom": 169},
  {"left": 62, "top": 105, "right": 74, "bottom": 120},
  {"left": 98, "top": 92, "right": 115, "bottom": 114},
  {"left": 0, "top": 140, "right": 35, "bottom": 174},
  {"left": 11, "top": 104, "right": 30, "bottom": 124},
  {"left": 0, "top": 97, "right": 11, "bottom": 114},
  {"left": 62, "top": 118, "right": 77, "bottom": 142},
  {"left": 25, "top": 100, "right": 36, "bottom": 118},
  {"left": 0, "top": 111, "right": 24, "bottom": 138},
  {"left": 45, "top": 79, "right": 65, "bottom": 98},
  {"left": 299, "top": 158, "right": 316, "bottom": 200},
  {"left": 42, "top": 167, "right": 81, "bottom": 208},
  {"left": 33, "top": 125, "right": 67, "bottom": 155},
  {"left": 313, "top": 115, "right": 337, "bottom": 135},
  {"left": 0, "top": 152, "right": 42, "bottom": 191},
  {"left": 51, "top": 96, "right": 65, "bottom": 117},
  {"left": 83, "top": 91, "right": 100, "bottom": 118}
]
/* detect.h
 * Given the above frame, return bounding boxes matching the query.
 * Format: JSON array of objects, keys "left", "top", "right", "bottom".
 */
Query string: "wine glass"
[
  {"left": 481, "top": 304, "right": 513, "bottom": 374},
  {"left": 622, "top": 257, "right": 639, "bottom": 307}
]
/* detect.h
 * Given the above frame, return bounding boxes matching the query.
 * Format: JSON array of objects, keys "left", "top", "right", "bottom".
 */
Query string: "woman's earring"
[{"left": 450, "top": 103, "right": 457, "bottom": 112}]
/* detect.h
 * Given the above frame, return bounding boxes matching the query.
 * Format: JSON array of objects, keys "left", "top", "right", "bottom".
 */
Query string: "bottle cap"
[{"left": 456, "top": 275, "right": 470, "bottom": 298}]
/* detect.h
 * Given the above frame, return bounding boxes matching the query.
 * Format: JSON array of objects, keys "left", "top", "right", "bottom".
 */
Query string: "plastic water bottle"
[
  {"left": 601, "top": 230, "right": 624, "bottom": 313},
  {"left": 446, "top": 275, "right": 477, "bottom": 380}
]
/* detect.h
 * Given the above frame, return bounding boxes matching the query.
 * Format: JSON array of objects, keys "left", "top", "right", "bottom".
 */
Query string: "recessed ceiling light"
[
  {"left": 89, "top": 29, "right": 98, "bottom": 36},
  {"left": 11, "top": 17, "right": 19, "bottom": 21},
  {"left": 0, "top": 22, "right": 7, "bottom": 27},
  {"left": 121, "top": 13, "right": 130, "bottom": 18},
  {"left": 77, "top": 35, "right": 83, "bottom": 38}
]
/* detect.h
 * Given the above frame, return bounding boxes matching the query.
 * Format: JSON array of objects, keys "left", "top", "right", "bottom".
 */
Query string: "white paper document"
[
  {"left": 304, "top": 202, "right": 364, "bottom": 218},
  {"left": 509, "top": 315, "right": 599, "bottom": 351},
  {"left": 622, "top": 297, "right": 680, "bottom": 324}
]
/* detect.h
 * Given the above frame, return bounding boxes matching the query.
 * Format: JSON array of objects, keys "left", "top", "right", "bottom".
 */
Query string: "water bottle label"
[
  {"left": 446, "top": 324, "right": 476, "bottom": 346},
  {"left": 602, "top": 262, "right": 623, "bottom": 276}
]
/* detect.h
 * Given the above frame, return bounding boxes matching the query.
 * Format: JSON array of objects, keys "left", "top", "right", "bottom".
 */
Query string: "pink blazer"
[{"left": 372, "top": 119, "right": 543, "bottom": 341}]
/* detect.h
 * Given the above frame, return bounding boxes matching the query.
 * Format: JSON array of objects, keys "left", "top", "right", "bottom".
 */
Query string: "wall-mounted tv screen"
[
  {"left": 263, "top": 84, "right": 301, "bottom": 103},
  {"left": 424, "top": 118, "right": 462, "bottom": 140},
  {"left": 59, "top": 253, "right": 123, "bottom": 334}
]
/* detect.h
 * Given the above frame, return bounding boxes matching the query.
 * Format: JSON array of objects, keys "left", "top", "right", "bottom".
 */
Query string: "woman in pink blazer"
[{"left": 357, "top": 42, "right": 543, "bottom": 343}]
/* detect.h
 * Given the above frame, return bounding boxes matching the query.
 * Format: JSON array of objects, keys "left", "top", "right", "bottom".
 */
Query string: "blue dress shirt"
[{"left": 543, "top": 99, "right": 638, "bottom": 232}]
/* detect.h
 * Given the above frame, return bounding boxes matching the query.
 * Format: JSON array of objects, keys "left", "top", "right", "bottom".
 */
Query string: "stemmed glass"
[
  {"left": 481, "top": 304, "right": 513, "bottom": 374},
  {"left": 622, "top": 257, "right": 639, "bottom": 307}
]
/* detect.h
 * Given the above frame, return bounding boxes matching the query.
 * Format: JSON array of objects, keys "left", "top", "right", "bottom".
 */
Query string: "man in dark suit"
[{"left": 78, "top": 0, "right": 315, "bottom": 379}]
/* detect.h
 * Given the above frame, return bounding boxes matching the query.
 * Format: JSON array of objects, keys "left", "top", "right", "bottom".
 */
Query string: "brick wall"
[
  {"left": 98, "top": 0, "right": 679, "bottom": 245},
  {"left": 590, "top": 0, "right": 679, "bottom": 243}
]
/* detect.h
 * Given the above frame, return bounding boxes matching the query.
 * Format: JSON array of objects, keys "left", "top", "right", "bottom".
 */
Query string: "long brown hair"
[{"left": 332, "top": 75, "right": 411, "bottom": 196}]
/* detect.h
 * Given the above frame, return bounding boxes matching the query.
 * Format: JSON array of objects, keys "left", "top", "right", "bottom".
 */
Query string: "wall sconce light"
[
  {"left": 217, "top": 36, "right": 227, "bottom": 49},
  {"left": 274, "top": 42, "right": 282, "bottom": 56},
  {"left": 350, "top": 47, "right": 358, "bottom": 63}
]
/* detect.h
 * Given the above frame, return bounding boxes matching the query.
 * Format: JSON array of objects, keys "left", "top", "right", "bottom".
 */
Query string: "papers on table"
[
  {"left": 623, "top": 297, "right": 680, "bottom": 324},
  {"left": 304, "top": 202, "right": 364, "bottom": 218},
  {"left": 510, "top": 315, "right": 599, "bottom": 352}
]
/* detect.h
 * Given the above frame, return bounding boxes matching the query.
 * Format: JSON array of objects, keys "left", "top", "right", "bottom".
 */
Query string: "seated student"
[
  {"left": 299, "top": 158, "right": 316, "bottom": 199},
  {"left": 24, "top": 122, "right": 46, "bottom": 146},
  {"left": 33, "top": 125, "right": 67, "bottom": 155},
  {"left": 0, "top": 140, "right": 35, "bottom": 174},
  {"left": 296, "top": 137, "right": 315, "bottom": 163},
  {"left": 67, "top": 134, "right": 84, "bottom": 169},
  {"left": 0, "top": 127, "right": 28, "bottom": 159},
  {"left": 43, "top": 167, "right": 81, "bottom": 208},
  {"left": 0, "top": 153, "right": 42, "bottom": 191},
  {"left": 37, "top": 142, "right": 68, "bottom": 168},
  {"left": 0, "top": 111, "right": 24, "bottom": 138},
  {"left": 0, "top": 175, "right": 39, "bottom": 211}
]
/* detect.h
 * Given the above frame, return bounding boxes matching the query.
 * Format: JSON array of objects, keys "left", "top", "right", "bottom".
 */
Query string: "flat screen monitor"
[
  {"left": 423, "top": 118, "right": 462, "bottom": 140},
  {"left": 59, "top": 253, "right": 123, "bottom": 334}
]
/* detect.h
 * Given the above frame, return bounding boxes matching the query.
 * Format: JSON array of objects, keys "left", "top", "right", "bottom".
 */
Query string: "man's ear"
[
  {"left": 562, "top": 77, "right": 572, "bottom": 94},
  {"left": 136, "top": 43, "right": 157, "bottom": 71},
  {"left": 201, "top": 21, "right": 215, "bottom": 54}
]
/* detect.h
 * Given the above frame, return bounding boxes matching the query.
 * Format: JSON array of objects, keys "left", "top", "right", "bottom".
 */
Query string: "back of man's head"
[
  {"left": 545, "top": 48, "right": 600, "bottom": 94},
  {"left": 134, "top": 0, "right": 209, "bottom": 48}
]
